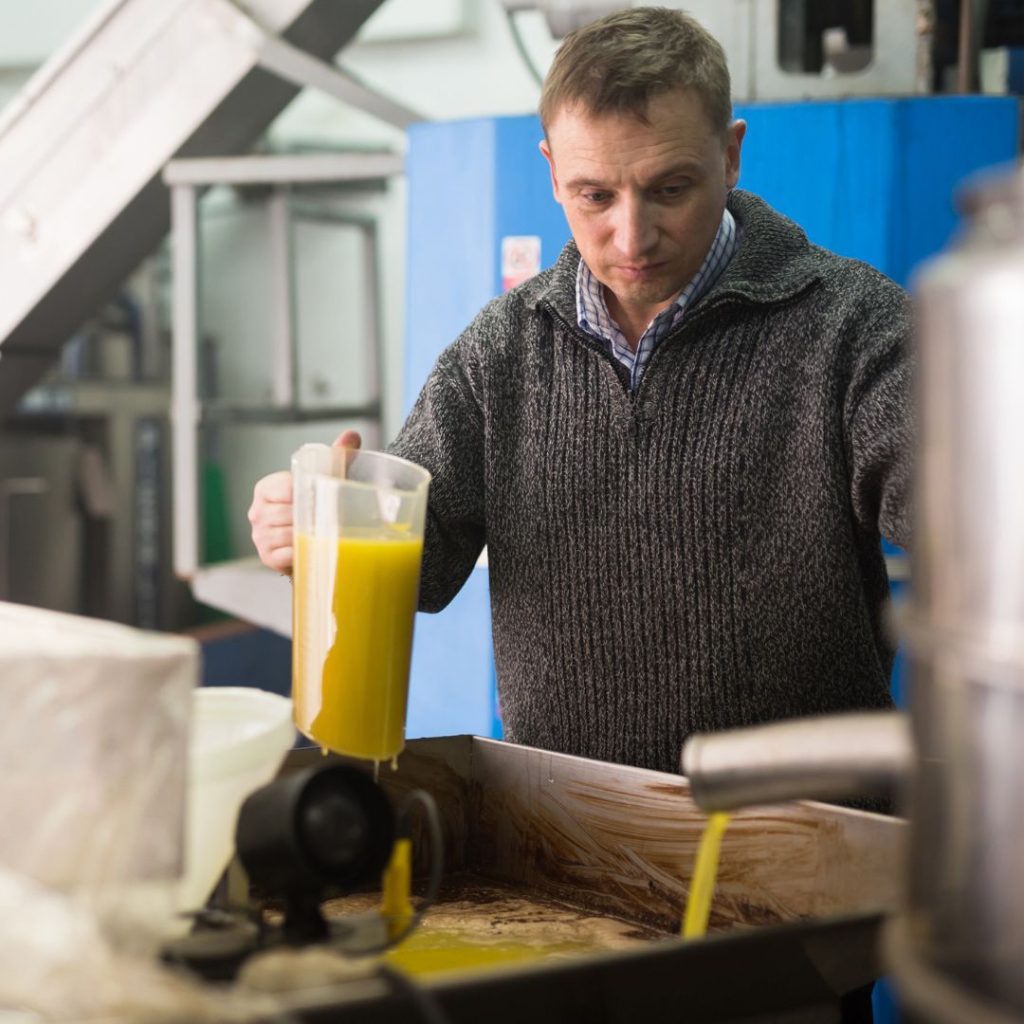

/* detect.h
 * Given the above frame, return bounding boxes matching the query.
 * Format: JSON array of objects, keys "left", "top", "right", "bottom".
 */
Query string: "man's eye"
[
  {"left": 656, "top": 184, "right": 688, "bottom": 199},
  {"left": 581, "top": 191, "right": 611, "bottom": 204}
]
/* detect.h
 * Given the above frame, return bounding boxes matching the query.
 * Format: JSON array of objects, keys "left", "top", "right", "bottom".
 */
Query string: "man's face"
[{"left": 540, "top": 89, "right": 745, "bottom": 330}]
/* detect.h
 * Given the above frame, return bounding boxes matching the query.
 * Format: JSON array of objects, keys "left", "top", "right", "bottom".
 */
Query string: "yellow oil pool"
[{"left": 384, "top": 929, "right": 597, "bottom": 977}]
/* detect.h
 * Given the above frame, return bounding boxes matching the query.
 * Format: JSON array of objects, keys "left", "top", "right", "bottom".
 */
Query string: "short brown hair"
[{"left": 539, "top": 7, "right": 732, "bottom": 136}]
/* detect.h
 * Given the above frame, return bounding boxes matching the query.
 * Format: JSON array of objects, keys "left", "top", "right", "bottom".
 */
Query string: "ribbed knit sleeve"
[
  {"left": 388, "top": 316, "right": 490, "bottom": 613},
  {"left": 837, "top": 263, "right": 914, "bottom": 549}
]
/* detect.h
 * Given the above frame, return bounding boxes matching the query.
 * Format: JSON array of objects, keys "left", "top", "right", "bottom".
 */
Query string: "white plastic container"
[
  {"left": 0, "top": 602, "right": 195, "bottom": 891},
  {"left": 177, "top": 686, "right": 295, "bottom": 916}
]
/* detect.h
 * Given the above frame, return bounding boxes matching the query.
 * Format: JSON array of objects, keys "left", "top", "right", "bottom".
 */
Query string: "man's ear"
[
  {"left": 724, "top": 119, "right": 746, "bottom": 190},
  {"left": 539, "top": 138, "right": 561, "bottom": 203}
]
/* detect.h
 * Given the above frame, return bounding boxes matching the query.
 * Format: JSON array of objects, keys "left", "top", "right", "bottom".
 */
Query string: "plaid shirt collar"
[{"left": 576, "top": 207, "right": 739, "bottom": 389}]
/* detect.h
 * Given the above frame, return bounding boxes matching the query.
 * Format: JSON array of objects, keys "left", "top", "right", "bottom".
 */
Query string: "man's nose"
[{"left": 612, "top": 196, "right": 657, "bottom": 258}]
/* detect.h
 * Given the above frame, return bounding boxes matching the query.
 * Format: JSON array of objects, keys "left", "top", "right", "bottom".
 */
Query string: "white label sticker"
[{"left": 501, "top": 235, "right": 541, "bottom": 292}]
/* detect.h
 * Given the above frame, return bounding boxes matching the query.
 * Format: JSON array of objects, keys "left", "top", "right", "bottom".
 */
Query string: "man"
[{"left": 251, "top": 8, "right": 911, "bottom": 779}]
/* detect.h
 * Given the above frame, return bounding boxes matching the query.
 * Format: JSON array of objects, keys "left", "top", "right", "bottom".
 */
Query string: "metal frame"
[
  {"left": 268, "top": 189, "right": 296, "bottom": 411},
  {"left": 169, "top": 181, "right": 201, "bottom": 578},
  {"left": 0, "top": 0, "right": 410, "bottom": 417},
  {"left": 165, "top": 152, "right": 401, "bottom": 580},
  {"left": 0, "top": 477, "right": 48, "bottom": 599},
  {"left": 253, "top": 31, "right": 421, "bottom": 129},
  {"left": 289, "top": 203, "right": 386, "bottom": 427}
]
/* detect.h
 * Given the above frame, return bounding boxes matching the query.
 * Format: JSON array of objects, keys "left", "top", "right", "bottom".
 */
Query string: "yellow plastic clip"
[{"left": 381, "top": 837, "right": 414, "bottom": 940}]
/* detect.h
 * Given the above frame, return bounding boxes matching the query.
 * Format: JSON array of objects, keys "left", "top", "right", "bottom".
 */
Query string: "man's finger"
[
  {"left": 254, "top": 525, "right": 295, "bottom": 552},
  {"left": 253, "top": 470, "right": 293, "bottom": 504},
  {"left": 266, "top": 546, "right": 293, "bottom": 575},
  {"left": 256, "top": 506, "right": 293, "bottom": 530}
]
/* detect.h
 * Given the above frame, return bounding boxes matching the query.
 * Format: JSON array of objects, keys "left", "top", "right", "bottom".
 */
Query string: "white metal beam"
[
  {"left": 267, "top": 189, "right": 296, "bottom": 410},
  {"left": 170, "top": 183, "right": 200, "bottom": 580},
  {"left": 162, "top": 152, "right": 404, "bottom": 187},
  {"left": 255, "top": 31, "right": 424, "bottom": 129}
]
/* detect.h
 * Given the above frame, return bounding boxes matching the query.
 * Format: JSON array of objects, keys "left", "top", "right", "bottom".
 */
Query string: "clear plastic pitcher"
[{"left": 291, "top": 444, "right": 431, "bottom": 765}]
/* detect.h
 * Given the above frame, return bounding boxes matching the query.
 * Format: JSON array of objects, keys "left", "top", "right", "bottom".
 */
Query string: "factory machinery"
[
  {"left": 1, "top": 2, "right": 1023, "bottom": 1022},
  {"left": 0, "top": 0, "right": 414, "bottom": 415},
  {"left": 0, "top": 0, "right": 412, "bottom": 628}
]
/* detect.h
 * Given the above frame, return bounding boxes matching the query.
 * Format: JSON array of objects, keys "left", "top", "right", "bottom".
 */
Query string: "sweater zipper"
[
  {"left": 539, "top": 295, "right": 737, "bottom": 404},
  {"left": 540, "top": 300, "right": 638, "bottom": 399}
]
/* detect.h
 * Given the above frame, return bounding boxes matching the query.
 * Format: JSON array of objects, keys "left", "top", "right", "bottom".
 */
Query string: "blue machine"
[{"left": 402, "top": 96, "right": 1021, "bottom": 742}]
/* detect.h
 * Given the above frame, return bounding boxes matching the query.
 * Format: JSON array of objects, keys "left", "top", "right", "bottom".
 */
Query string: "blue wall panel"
[
  {"left": 493, "top": 114, "right": 571, "bottom": 291},
  {"left": 735, "top": 97, "right": 1019, "bottom": 286},
  {"left": 896, "top": 97, "right": 1021, "bottom": 286},
  {"left": 735, "top": 101, "right": 900, "bottom": 276},
  {"left": 405, "top": 566, "right": 495, "bottom": 739},
  {"left": 404, "top": 114, "right": 568, "bottom": 413},
  {"left": 403, "top": 119, "right": 498, "bottom": 415},
  {"left": 403, "top": 117, "right": 566, "bottom": 740}
]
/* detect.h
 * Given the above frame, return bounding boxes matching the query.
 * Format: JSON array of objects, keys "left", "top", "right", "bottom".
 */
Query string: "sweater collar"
[{"left": 528, "top": 189, "right": 822, "bottom": 321}]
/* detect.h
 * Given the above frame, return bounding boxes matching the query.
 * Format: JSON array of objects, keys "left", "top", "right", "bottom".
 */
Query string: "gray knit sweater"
[{"left": 390, "top": 189, "right": 912, "bottom": 775}]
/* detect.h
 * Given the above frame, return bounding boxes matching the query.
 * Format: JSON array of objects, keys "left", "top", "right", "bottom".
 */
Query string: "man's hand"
[{"left": 248, "top": 430, "right": 362, "bottom": 574}]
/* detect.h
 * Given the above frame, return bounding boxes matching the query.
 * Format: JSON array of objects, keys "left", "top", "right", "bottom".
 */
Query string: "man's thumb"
[{"left": 332, "top": 430, "right": 362, "bottom": 450}]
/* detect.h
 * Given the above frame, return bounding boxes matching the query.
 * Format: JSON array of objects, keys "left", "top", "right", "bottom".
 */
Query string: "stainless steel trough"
[{"left": 260, "top": 735, "right": 905, "bottom": 1024}]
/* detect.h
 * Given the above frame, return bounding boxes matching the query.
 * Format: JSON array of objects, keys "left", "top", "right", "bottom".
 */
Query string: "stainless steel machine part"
[
  {"left": 899, "top": 162, "right": 1024, "bottom": 1019},
  {"left": 885, "top": 906, "right": 1024, "bottom": 1024},
  {"left": 681, "top": 711, "right": 912, "bottom": 811},
  {"left": 912, "top": 164, "right": 1024, "bottom": 639},
  {"left": 499, "top": 1, "right": 923, "bottom": 101},
  {"left": 684, "top": 161, "right": 1024, "bottom": 1022}
]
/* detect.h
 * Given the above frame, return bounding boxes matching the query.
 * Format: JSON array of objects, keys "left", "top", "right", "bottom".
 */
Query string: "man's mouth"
[{"left": 617, "top": 263, "right": 665, "bottom": 279}]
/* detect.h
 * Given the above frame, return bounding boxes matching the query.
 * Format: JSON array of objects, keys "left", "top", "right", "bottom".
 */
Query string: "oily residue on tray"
[{"left": 320, "top": 873, "right": 664, "bottom": 978}]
